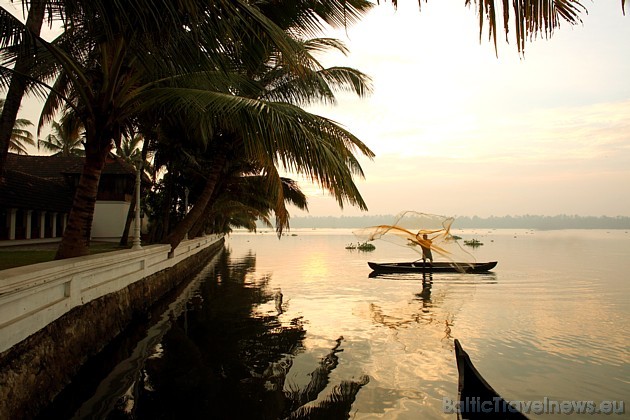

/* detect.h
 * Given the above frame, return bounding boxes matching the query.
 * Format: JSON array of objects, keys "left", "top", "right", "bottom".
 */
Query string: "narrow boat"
[
  {"left": 454, "top": 339, "right": 528, "bottom": 419},
  {"left": 367, "top": 261, "right": 497, "bottom": 274}
]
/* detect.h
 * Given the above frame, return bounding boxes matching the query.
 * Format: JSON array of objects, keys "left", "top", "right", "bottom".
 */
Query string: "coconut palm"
[
  {"left": 0, "top": 98, "right": 35, "bottom": 154},
  {"left": 117, "top": 133, "right": 156, "bottom": 247},
  {"left": 117, "top": 134, "right": 142, "bottom": 164},
  {"left": 0, "top": 0, "right": 47, "bottom": 174},
  {"left": 160, "top": 0, "right": 377, "bottom": 249},
  {"left": 180, "top": 153, "right": 309, "bottom": 239},
  {"left": 38, "top": 118, "right": 83, "bottom": 156},
  {"left": 30, "top": 1, "right": 329, "bottom": 259},
  {"left": 189, "top": 173, "right": 309, "bottom": 237},
  {"left": 1, "top": 0, "right": 320, "bottom": 258},
  {"left": 0, "top": 0, "right": 236, "bottom": 175}
]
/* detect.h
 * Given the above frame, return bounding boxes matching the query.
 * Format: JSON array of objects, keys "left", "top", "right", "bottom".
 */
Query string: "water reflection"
[
  {"left": 365, "top": 272, "right": 499, "bottom": 344},
  {"left": 100, "top": 248, "right": 369, "bottom": 420}
]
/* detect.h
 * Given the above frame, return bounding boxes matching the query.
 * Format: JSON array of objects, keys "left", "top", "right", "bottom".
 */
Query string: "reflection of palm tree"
[
  {"left": 103, "top": 250, "right": 370, "bottom": 420},
  {"left": 285, "top": 337, "right": 345, "bottom": 412},
  {"left": 0, "top": 99, "right": 35, "bottom": 155},
  {"left": 279, "top": 336, "right": 370, "bottom": 420},
  {"left": 286, "top": 375, "right": 370, "bottom": 420}
]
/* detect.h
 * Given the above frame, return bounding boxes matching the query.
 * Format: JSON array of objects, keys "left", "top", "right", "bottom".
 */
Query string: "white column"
[
  {"left": 26, "top": 210, "right": 33, "bottom": 239},
  {"left": 39, "top": 211, "right": 46, "bottom": 238},
  {"left": 8, "top": 208, "right": 17, "bottom": 240},
  {"left": 51, "top": 212, "right": 58, "bottom": 237},
  {"left": 184, "top": 187, "right": 189, "bottom": 240},
  {"left": 131, "top": 166, "right": 142, "bottom": 250}
]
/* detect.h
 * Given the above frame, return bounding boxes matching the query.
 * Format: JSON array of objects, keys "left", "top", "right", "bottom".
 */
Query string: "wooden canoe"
[
  {"left": 367, "top": 261, "right": 497, "bottom": 274},
  {"left": 455, "top": 339, "right": 528, "bottom": 419}
]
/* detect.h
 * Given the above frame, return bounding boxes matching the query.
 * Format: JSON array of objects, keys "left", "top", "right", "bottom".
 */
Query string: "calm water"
[{"left": 47, "top": 229, "right": 630, "bottom": 419}]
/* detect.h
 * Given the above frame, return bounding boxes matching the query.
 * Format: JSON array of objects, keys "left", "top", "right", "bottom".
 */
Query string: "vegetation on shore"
[{"left": 282, "top": 214, "right": 630, "bottom": 230}]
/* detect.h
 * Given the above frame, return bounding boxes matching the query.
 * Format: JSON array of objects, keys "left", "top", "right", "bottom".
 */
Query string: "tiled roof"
[
  {"left": 2, "top": 153, "right": 142, "bottom": 211},
  {"left": 0, "top": 169, "right": 74, "bottom": 212},
  {"left": 5, "top": 153, "right": 137, "bottom": 179}
]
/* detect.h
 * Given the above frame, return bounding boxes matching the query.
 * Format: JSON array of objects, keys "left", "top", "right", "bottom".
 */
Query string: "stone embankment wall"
[{"left": 0, "top": 236, "right": 224, "bottom": 419}]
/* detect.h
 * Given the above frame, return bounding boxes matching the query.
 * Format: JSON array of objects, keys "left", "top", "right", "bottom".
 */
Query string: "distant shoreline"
[{"left": 281, "top": 214, "right": 630, "bottom": 230}]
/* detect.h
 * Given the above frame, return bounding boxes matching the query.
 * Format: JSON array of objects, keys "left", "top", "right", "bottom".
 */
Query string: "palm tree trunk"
[
  {"left": 159, "top": 169, "right": 174, "bottom": 241},
  {"left": 55, "top": 145, "right": 110, "bottom": 259},
  {"left": 120, "top": 141, "right": 149, "bottom": 246},
  {"left": 118, "top": 189, "right": 136, "bottom": 246},
  {"left": 188, "top": 197, "right": 213, "bottom": 239},
  {"left": 0, "top": 0, "right": 47, "bottom": 176},
  {"left": 165, "top": 151, "right": 227, "bottom": 251}
]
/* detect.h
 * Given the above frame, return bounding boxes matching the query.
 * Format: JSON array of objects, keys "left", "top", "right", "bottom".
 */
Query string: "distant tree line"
[{"left": 283, "top": 214, "right": 630, "bottom": 230}]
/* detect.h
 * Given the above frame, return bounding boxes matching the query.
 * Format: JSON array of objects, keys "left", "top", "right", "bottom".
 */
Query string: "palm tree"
[
  {"left": 160, "top": 0, "right": 378, "bottom": 249},
  {"left": 0, "top": 98, "right": 35, "bottom": 155},
  {"left": 0, "top": 0, "right": 47, "bottom": 174},
  {"left": 117, "top": 133, "right": 156, "bottom": 246},
  {"left": 117, "top": 134, "right": 142, "bottom": 164},
  {"left": 180, "top": 154, "right": 309, "bottom": 239},
  {"left": 205, "top": 175, "right": 309, "bottom": 237},
  {"left": 0, "top": 0, "right": 224, "bottom": 175},
  {"left": 0, "top": 0, "right": 316, "bottom": 257},
  {"left": 31, "top": 1, "right": 322, "bottom": 259},
  {"left": 38, "top": 118, "right": 83, "bottom": 156}
]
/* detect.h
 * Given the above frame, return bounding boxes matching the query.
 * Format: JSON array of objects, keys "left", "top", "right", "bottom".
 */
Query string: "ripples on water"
[{"left": 44, "top": 229, "right": 629, "bottom": 419}]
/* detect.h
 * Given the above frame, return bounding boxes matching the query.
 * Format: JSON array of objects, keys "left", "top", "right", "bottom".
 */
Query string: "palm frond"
[
  {"left": 462, "top": 0, "right": 588, "bottom": 54},
  {"left": 139, "top": 87, "right": 373, "bottom": 209}
]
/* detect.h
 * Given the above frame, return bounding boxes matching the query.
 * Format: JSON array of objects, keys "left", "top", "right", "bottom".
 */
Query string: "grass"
[{"left": 0, "top": 242, "right": 131, "bottom": 271}]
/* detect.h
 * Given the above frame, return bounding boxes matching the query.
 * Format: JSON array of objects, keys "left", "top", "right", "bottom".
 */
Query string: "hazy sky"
[
  {"left": 290, "top": 1, "right": 630, "bottom": 218},
  {"left": 8, "top": 1, "right": 629, "bottom": 218}
]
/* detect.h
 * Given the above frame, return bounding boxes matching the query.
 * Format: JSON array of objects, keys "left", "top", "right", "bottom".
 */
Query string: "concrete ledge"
[
  {"left": 0, "top": 235, "right": 224, "bottom": 419},
  {"left": 0, "top": 235, "right": 222, "bottom": 353}
]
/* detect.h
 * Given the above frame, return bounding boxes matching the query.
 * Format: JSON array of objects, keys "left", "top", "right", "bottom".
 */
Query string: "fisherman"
[{"left": 420, "top": 233, "right": 433, "bottom": 264}]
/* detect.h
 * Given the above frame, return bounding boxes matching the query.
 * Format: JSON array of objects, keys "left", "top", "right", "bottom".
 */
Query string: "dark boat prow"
[{"left": 454, "top": 339, "right": 528, "bottom": 419}]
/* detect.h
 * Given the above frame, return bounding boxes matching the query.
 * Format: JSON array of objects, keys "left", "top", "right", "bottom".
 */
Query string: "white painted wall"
[
  {"left": 91, "top": 201, "right": 131, "bottom": 241},
  {"left": 0, "top": 235, "right": 223, "bottom": 354}
]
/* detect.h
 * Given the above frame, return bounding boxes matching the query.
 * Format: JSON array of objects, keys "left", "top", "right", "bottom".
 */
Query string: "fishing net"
[{"left": 354, "top": 211, "right": 475, "bottom": 267}]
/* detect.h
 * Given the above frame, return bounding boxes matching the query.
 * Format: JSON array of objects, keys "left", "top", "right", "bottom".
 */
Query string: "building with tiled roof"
[{"left": 1, "top": 153, "right": 140, "bottom": 242}]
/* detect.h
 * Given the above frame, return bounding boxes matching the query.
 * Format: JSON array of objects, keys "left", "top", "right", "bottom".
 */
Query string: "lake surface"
[{"left": 47, "top": 229, "right": 629, "bottom": 419}]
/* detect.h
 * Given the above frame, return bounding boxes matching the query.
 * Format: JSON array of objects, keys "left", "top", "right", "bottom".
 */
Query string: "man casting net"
[{"left": 354, "top": 211, "right": 475, "bottom": 270}]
